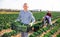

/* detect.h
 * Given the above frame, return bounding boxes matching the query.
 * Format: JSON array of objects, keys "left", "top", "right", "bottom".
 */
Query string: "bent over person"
[
  {"left": 15, "top": 3, "right": 35, "bottom": 37},
  {"left": 43, "top": 11, "right": 52, "bottom": 26}
]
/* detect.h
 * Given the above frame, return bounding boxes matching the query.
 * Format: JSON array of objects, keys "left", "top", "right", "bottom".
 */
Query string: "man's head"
[{"left": 23, "top": 3, "right": 28, "bottom": 11}]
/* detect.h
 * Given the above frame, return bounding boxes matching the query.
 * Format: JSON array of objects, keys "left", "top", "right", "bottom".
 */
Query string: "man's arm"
[
  {"left": 31, "top": 15, "right": 35, "bottom": 23},
  {"left": 30, "top": 12, "right": 35, "bottom": 26}
]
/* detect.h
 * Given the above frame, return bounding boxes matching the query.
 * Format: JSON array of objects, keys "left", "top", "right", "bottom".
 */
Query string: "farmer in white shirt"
[{"left": 15, "top": 3, "right": 35, "bottom": 37}]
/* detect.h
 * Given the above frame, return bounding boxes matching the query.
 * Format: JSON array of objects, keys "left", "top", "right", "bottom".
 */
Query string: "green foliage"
[
  {"left": 43, "top": 27, "right": 49, "bottom": 32},
  {"left": 57, "top": 33, "right": 60, "bottom": 37},
  {"left": 33, "top": 32, "right": 39, "bottom": 36},
  {"left": 0, "top": 25, "right": 3, "bottom": 31},
  {"left": 2, "top": 30, "right": 18, "bottom": 37},
  {"left": 55, "top": 18, "right": 60, "bottom": 24},
  {"left": 11, "top": 21, "right": 29, "bottom": 32},
  {"left": 2, "top": 32, "right": 11, "bottom": 37},
  {"left": 44, "top": 33, "right": 51, "bottom": 37},
  {"left": 29, "top": 34, "right": 36, "bottom": 37}
]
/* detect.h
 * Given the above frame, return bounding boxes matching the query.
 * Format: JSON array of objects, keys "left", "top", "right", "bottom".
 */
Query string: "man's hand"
[
  {"left": 29, "top": 23, "right": 34, "bottom": 26},
  {"left": 14, "top": 19, "right": 20, "bottom": 22},
  {"left": 14, "top": 20, "right": 17, "bottom": 22}
]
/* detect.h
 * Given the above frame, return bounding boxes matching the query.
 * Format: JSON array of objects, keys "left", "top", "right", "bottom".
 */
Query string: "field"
[{"left": 0, "top": 11, "right": 60, "bottom": 37}]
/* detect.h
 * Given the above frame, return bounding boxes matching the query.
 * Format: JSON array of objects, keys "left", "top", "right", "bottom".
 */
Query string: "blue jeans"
[{"left": 21, "top": 32, "right": 28, "bottom": 37}]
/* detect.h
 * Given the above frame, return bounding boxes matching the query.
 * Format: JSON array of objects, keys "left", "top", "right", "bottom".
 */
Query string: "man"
[
  {"left": 43, "top": 11, "right": 52, "bottom": 26},
  {"left": 15, "top": 3, "right": 35, "bottom": 37}
]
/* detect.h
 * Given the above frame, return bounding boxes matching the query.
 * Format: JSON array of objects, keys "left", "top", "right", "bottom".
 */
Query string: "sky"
[{"left": 0, "top": 0, "right": 60, "bottom": 11}]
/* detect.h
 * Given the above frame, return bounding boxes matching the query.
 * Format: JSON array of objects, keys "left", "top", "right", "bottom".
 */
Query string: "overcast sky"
[{"left": 0, "top": 0, "right": 60, "bottom": 11}]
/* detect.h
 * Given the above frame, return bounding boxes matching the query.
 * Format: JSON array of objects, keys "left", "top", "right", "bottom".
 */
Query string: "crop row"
[
  {"left": 29, "top": 18, "right": 60, "bottom": 37},
  {"left": 43, "top": 24, "right": 60, "bottom": 37}
]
